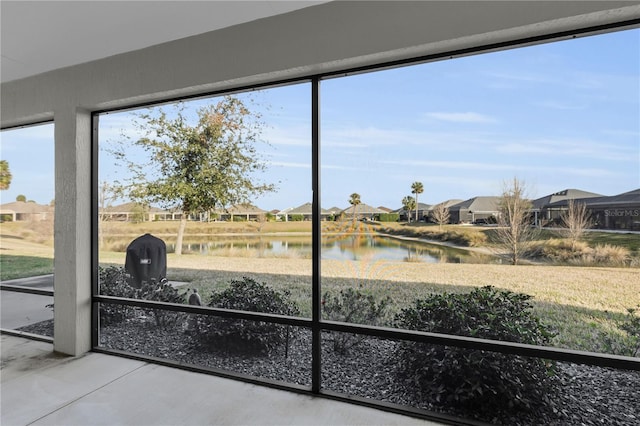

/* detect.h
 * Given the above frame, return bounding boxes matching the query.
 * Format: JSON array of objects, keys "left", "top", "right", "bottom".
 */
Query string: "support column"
[{"left": 53, "top": 107, "right": 92, "bottom": 356}]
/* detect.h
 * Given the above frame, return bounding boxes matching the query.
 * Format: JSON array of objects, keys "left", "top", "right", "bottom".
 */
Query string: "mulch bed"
[{"left": 17, "top": 319, "right": 640, "bottom": 425}]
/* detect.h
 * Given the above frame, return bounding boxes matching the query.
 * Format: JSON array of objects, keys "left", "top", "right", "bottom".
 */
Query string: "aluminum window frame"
[
  {"left": 90, "top": 21, "right": 640, "bottom": 424},
  {"left": 0, "top": 120, "right": 56, "bottom": 343}
]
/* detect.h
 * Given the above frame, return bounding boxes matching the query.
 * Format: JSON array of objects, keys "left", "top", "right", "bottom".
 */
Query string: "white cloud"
[
  {"left": 499, "top": 138, "right": 637, "bottom": 162},
  {"left": 484, "top": 70, "right": 554, "bottom": 84},
  {"left": 601, "top": 129, "right": 640, "bottom": 138},
  {"left": 262, "top": 126, "right": 310, "bottom": 147},
  {"left": 534, "top": 100, "right": 586, "bottom": 110},
  {"left": 381, "top": 159, "right": 518, "bottom": 172},
  {"left": 379, "top": 158, "right": 618, "bottom": 180},
  {"left": 424, "top": 112, "right": 498, "bottom": 123},
  {"left": 269, "top": 161, "right": 310, "bottom": 169}
]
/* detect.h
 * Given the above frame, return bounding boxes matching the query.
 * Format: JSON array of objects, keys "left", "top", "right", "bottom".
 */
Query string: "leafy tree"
[
  {"left": 0, "top": 160, "right": 11, "bottom": 190},
  {"left": 16, "top": 194, "right": 26, "bottom": 202},
  {"left": 130, "top": 203, "right": 148, "bottom": 224},
  {"left": 111, "top": 97, "right": 275, "bottom": 255},
  {"left": 494, "top": 177, "right": 538, "bottom": 265},
  {"left": 430, "top": 202, "right": 450, "bottom": 229},
  {"left": 98, "top": 181, "right": 122, "bottom": 249},
  {"left": 348, "top": 192, "right": 361, "bottom": 225},
  {"left": 401, "top": 195, "right": 416, "bottom": 223},
  {"left": 558, "top": 199, "right": 592, "bottom": 250},
  {"left": 411, "top": 181, "right": 424, "bottom": 222}
]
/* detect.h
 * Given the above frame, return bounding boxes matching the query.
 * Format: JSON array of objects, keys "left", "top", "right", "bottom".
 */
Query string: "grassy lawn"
[
  {"left": 582, "top": 231, "right": 640, "bottom": 252},
  {"left": 0, "top": 254, "right": 54, "bottom": 280}
]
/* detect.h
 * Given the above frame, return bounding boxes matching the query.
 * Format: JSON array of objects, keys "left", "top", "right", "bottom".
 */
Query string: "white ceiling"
[{"left": 0, "top": 1, "right": 329, "bottom": 83}]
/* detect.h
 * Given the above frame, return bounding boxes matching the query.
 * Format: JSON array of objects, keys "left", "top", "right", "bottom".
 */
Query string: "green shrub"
[
  {"left": 99, "top": 266, "right": 186, "bottom": 327},
  {"left": 99, "top": 266, "right": 138, "bottom": 325},
  {"left": 394, "top": 286, "right": 558, "bottom": 420},
  {"left": 290, "top": 214, "right": 305, "bottom": 221},
  {"left": 378, "top": 213, "right": 399, "bottom": 222},
  {"left": 137, "top": 279, "right": 186, "bottom": 327},
  {"left": 322, "top": 288, "right": 391, "bottom": 354},
  {"left": 619, "top": 305, "right": 640, "bottom": 357},
  {"left": 200, "top": 277, "right": 300, "bottom": 354}
]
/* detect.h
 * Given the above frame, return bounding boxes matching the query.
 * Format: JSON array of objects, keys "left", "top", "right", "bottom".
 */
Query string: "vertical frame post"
[
  {"left": 91, "top": 113, "right": 100, "bottom": 348},
  {"left": 311, "top": 77, "right": 322, "bottom": 393}
]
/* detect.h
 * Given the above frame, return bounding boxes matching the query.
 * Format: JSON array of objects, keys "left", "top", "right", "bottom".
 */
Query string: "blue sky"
[{"left": 2, "top": 29, "right": 638, "bottom": 211}]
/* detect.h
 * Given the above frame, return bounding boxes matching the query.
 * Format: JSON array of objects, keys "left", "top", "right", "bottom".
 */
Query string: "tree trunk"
[{"left": 175, "top": 216, "right": 187, "bottom": 255}]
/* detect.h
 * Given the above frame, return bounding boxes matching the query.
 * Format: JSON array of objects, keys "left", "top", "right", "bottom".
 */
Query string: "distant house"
[
  {"left": 325, "top": 206, "right": 343, "bottom": 218},
  {"left": 99, "top": 202, "right": 179, "bottom": 222},
  {"left": 394, "top": 202, "right": 431, "bottom": 222},
  {"left": 449, "top": 196, "right": 501, "bottom": 224},
  {"left": 0, "top": 201, "right": 53, "bottom": 222},
  {"left": 217, "top": 203, "right": 266, "bottom": 221},
  {"left": 280, "top": 202, "right": 332, "bottom": 221},
  {"left": 531, "top": 188, "right": 603, "bottom": 226},
  {"left": 340, "top": 203, "right": 387, "bottom": 221},
  {"left": 276, "top": 206, "right": 294, "bottom": 221},
  {"left": 543, "top": 188, "right": 640, "bottom": 231},
  {"left": 426, "top": 199, "right": 464, "bottom": 223}
]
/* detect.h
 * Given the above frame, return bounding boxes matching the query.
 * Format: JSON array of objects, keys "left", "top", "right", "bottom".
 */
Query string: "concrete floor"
[
  {"left": 1, "top": 335, "right": 442, "bottom": 426},
  {"left": 1, "top": 275, "right": 54, "bottom": 330}
]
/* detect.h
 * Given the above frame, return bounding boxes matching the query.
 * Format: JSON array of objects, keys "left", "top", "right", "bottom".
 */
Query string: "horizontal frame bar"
[
  {"left": 95, "top": 295, "right": 312, "bottom": 328},
  {"left": 0, "top": 284, "right": 54, "bottom": 297},
  {"left": 1, "top": 328, "right": 54, "bottom": 343}
]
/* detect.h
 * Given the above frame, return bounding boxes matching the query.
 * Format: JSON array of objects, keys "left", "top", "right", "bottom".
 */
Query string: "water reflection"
[{"left": 165, "top": 235, "right": 496, "bottom": 264}]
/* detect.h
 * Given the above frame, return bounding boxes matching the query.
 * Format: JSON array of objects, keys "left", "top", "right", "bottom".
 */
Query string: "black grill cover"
[{"left": 124, "top": 233, "right": 167, "bottom": 287}]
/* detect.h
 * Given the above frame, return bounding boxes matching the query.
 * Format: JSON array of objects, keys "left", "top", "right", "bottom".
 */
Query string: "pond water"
[{"left": 171, "top": 234, "right": 498, "bottom": 264}]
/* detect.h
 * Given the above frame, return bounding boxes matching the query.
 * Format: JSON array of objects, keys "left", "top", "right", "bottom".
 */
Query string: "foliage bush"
[
  {"left": 394, "top": 286, "right": 558, "bottom": 420},
  {"left": 99, "top": 266, "right": 186, "bottom": 326},
  {"left": 138, "top": 279, "right": 186, "bottom": 326},
  {"left": 378, "top": 213, "right": 399, "bottom": 222},
  {"left": 200, "top": 277, "right": 300, "bottom": 354},
  {"left": 99, "top": 266, "right": 138, "bottom": 325},
  {"left": 322, "top": 287, "right": 391, "bottom": 354},
  {"left": 619, "top": 305, "right": 640, "bottom": 357},
  {"left": 289, "top": 214, "right": 305, "bottom": 221}
]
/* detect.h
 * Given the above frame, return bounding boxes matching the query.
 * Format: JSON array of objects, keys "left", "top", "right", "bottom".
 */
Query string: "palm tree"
[
  {"left": 402, "top": 195, "right": 416, "bottom": 223},
  {"left": 348, "top": 193, "right": 361, "bottom": 225},
  {"left": 411, "top": 181, "right": 424, "bottom": 222}
]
